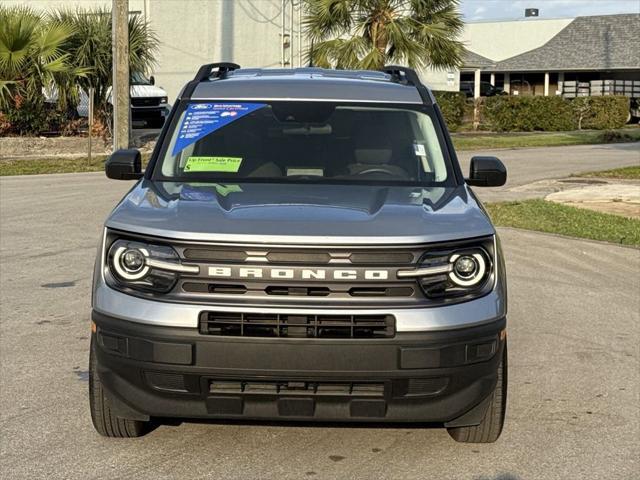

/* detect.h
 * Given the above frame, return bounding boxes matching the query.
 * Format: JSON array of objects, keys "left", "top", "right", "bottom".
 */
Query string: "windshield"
[
  {"left": 153, "top": 101, "right": 454, "bottom": 186},
  {"left": 130, "top": 72, "right": 152, "bottom": 85}
]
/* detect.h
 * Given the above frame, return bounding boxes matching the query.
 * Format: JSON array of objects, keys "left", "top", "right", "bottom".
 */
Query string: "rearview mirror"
[
  {"left": 149, "top": 75, "right": 155, "bottom": 85},
  {"left": 105, "top": 149, "right": 143, "bottom": 180},
  {"left": 466, "top": 156, "right": 507, "bottom": 187}
]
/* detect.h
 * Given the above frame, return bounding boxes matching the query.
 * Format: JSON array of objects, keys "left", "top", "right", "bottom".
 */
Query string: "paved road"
[
  {"left": 458, "top": 142, "right": 640, "bottom": 202},
  {"left": 1, "top": 143, "right": 639, "bottom": 479}
]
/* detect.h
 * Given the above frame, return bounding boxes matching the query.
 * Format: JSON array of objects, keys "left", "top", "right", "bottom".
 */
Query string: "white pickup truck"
[{"left": 76, "top": 72, "right": 170, "bottom": 128}]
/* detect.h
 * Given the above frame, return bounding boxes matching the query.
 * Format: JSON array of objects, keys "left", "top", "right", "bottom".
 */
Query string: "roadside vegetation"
[
  {"left": 0, "top": 154, "right": 150, "bottom": 176},
  {"left": 481, "top": 95, "right": 630, "bottom": 132},
  {"left": 0, "top": 5, "right": 157, "bottom": 137},
  {"left": 0, "top": 6, "right": 89, "bottom": 135},
  {"left": 486, "top": 199, "right": 640, "bottom": 246},
  {"left": 0, "top": 156, "right": 108, "bottom": 176},
  {"left": 437, "top": 95, "right": 634, "bottom": 133},
  {"left": 452, "top": 128, "right": 640, "bottom": 151},
  {"left": 576, "top": 165, "right": 640, "bottom": 180}
]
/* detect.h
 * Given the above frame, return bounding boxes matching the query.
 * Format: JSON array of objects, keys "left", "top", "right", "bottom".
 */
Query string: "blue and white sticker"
[{"left": 172, "top": 103, "right": 266, "bottom": 156}]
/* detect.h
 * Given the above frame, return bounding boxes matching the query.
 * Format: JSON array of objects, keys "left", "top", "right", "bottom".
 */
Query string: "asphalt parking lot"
[{"left": 0, "top": 144, "right": 639, "bottom": 479}]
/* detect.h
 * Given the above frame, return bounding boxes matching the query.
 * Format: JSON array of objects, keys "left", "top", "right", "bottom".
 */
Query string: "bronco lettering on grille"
[{"left": 206, "top": 266, "right": 389, "bottom": 281}]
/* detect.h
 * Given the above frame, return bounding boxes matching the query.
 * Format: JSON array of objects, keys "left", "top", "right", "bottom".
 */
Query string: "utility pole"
[{"left": 112, "top": 0, "right": 129, "bottom": 151}]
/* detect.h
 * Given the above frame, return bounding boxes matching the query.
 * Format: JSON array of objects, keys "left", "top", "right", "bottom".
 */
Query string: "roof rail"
[
  {"left": 380, "top": 65, "right": 421, "bottom": 86},
  {"left": 381, "top": 65, "right": 433, "bottom": 105},
  {"left": 193, "top": 62, "right": 241, "bottom": 82},
  {"left": 180, "top": 62, "right": 241, "bottom": 100}
]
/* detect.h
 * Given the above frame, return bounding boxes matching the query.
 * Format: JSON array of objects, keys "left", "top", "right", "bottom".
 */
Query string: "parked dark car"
[{"left": 460, "top": 81, "right": 505, "bottom": 98}]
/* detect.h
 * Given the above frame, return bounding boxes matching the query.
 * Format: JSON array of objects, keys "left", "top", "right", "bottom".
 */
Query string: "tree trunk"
[{"left": 370, "top": 20, "right": 388, "bottom": 69}]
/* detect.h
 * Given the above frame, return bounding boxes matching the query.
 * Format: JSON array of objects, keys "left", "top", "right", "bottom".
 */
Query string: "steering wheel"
[{"left": 355, "top": 167, "right": 398, "bottom": 176}]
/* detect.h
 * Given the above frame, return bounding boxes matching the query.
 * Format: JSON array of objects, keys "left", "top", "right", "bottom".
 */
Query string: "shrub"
[
  {"left": 2, "top": 95, "right": 49, "bottom": 135},
  {"left": 481, "top": 95, "right": 630, "bottom": 132},
  {"left": 483, "top": 96, "right": 575, "bottom": 132},
  {"left": 572, "top": 96, "right": 629, "bottom": 130},
  {"left": 433, "top": 91, "right": 467, "bottom": 131},
  {"left": 0, "top": 112, "right": 10, "bottom": 135},
  {"left": 0, "top": 6, "right": 86, "bottom": 114},
  {"left": 0, "top": 94, "right": 87, "bottom": 136}
]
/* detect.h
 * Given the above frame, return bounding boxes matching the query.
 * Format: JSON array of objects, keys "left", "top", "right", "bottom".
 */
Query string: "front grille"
[
  {"left": 182, "top": 282, "right": 414, "bottom": 298},
  {"left": 265, "top": 285, "right": 331, "bottom": 296},
  {"left": 131, "top": 97, "right": 162, "bottom": 107},
  {"left": 199, "top": 312, "right": 395, "bottom": 338},
  {"left": 179, "top": 247, "right": 417, "bottom": 265}
]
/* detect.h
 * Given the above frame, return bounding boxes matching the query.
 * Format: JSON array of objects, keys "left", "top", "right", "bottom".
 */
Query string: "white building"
[{"left": 14, "top": 0, "right": 308, "bottom": 102}]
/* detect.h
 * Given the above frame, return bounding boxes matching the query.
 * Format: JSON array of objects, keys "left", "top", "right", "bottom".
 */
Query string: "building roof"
[
  {"left": 191, "top": 68, "right": 425, "bottom": 104},
  {"left": 462, "top": 50, "right": 495, "bottom": 69},
  {"left": 491, "top": 14, "right": 640, "bottom": 72}
]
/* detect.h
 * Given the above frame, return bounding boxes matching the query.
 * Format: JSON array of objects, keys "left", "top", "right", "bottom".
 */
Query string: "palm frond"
[{"left": 303, "top": 0, "right": 464, "bottom": 70}]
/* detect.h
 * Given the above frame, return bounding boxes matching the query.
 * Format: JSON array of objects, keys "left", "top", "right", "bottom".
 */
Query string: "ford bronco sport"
[{"left": 90, "top": 63, "right": 508, "bottom": 443}]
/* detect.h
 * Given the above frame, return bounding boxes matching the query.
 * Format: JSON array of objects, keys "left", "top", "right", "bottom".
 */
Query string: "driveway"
[{"left": 1, "top": 143, "right": 638, "bottom": 479}]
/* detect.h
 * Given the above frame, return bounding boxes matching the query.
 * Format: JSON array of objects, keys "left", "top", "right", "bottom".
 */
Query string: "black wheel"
[
  {"left": 89, "top": 338, "right": 150, "bottom": 438},
  {"left": 447, "top": 342, "right": 507, "bottom": 443}
]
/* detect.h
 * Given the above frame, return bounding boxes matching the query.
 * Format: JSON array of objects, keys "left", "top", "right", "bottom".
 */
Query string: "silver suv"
[{"left": 90, "top": 63, "right": 508, "bottom": 443}]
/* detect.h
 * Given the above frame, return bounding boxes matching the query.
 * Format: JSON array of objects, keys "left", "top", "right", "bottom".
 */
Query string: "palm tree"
[
  {"left": 49, "top": 7, "right": 159, "bottom": 123},
  {"left": 304, "top": 0, "right": 464, "bottom": 71},
  {"left": 0, "top": 5, "right": 84, "bottom": 110}
]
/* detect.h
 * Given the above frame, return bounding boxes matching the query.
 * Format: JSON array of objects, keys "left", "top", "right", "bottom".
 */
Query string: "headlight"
[
  {"left": 160, "top": 96, "right": 168, "bottom": 104},
  {"left": 107, "top": 239, "right": 198, "bottom": 293},
  {"left": 449, "top": 252, "right": 487, "bottom": 287},
  {"left": 398, "top": 240, "right": 494, "bottom": 300}
]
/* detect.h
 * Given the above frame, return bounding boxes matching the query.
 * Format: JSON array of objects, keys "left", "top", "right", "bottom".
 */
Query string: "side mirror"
[
  {"left": 466, "top": 156, "right": 507, "bottom": 187},
  {"left": 105, "top": 149, "right": 143, "bottom": 180},
  {"left": 149, "top": 75, "right": 155, "bottom": 85}
]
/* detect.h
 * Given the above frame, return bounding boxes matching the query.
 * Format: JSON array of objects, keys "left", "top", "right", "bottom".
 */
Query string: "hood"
[
  {"left": 105, "top": 181, "right": 494, "bottom": 245},
  {"left": 105, "top": 85, "right": 168, "bottom": 102},
  {"left": 130, "top": 84, "right": 168, "bottom": 98}
]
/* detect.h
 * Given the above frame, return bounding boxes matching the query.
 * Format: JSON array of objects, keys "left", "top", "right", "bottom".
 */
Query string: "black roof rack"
[
  {"left": 381, "top": 65, "right": 433, "bottom": 104},
  {"left": 380, "top": 65, "right": 421, "bottom": 86},
  {"left": 193, "top": 62, "right": 241, "bottom": 82},
  {"left": 180, "top": 62, "right": 241, "bottom": 100}
]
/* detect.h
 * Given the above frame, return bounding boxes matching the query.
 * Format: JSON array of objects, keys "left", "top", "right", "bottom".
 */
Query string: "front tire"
[
  {"left": 447, "top": 342, "right": 507, "bottom": 443},
  {"left": 89, "top": 338, "right": 150, "bottom": 437}
]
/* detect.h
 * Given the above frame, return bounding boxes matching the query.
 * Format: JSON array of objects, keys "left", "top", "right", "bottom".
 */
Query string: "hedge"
[
  {"left": 571, "top": 96, "right": 630, "bottom": 130},
  {"left": 433, "top": 91, "right": 467, "bottom": 131},
  {"left": 482, "top": 96, "right": 575, "bottom": 131},
  {"left": 482, "top": 95, "right": 630, "bottom": 132}
]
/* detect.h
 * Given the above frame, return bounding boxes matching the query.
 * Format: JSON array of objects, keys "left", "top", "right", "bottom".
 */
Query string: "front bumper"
[
  {"left": 93, "top": 311, "right": 506, "bottom": 425},
  {"left": 131, "top": 104, "right": 168, "bottom": 120}
]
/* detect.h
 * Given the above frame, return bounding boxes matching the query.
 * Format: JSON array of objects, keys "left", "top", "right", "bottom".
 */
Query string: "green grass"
[
  {"left": 0, "top": 156, "right": 108, "bottom": 176},
  {"left": 576, "top": 165, "right": 640, "bottom": 180},
  {"left": 486, "top": 199, "right": 640, "bottom": 246},
  {"left": 452, "top": 128, "right": 640, "bottom": 151},
  {"left": 0, "top": 154, "right": 150, "bottom": 176}
]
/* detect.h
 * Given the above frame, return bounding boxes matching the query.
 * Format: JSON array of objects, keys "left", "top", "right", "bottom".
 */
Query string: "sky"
[{"left": 460, "top": 0, "right": 640, "bottom": 21}]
